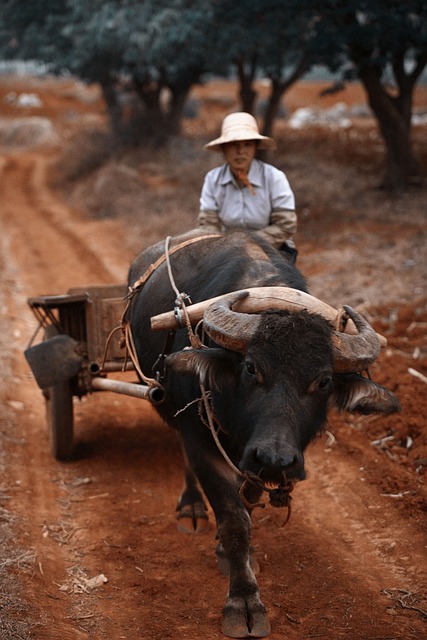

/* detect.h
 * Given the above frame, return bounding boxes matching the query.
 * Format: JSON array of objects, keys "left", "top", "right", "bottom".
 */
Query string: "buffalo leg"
[
  {"left": 183, "top": 442, "right": 271, "bottom": 639},
  {"left": 176, "top": 439, "right": 209, "bottom": 533},
  {"left": 215, "top": 481, "right": 263, "bottom": 577},
  {"left": 217, "top": 509, "right": 270, "bottom": 638}
]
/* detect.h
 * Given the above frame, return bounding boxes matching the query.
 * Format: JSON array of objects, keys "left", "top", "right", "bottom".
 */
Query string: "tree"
[
  {"left": 0, "top": 1, "right": 342, "bottom": 149},
  {"left": 0, "top": 0, "right": 126, "bottom": 135},
  {"left": 57, "top": 0, "right": 216, "bottom": 144},
  {"left": 319, "top": 0, "right": 427, "bottom": 191},
  {"left": 121, "top": 0, "right": 214, "bottom": 141},
  {"left": 0, "top": 0, "right": 215, "bottom": 145},
  {"left": 210, "top": 0, "right": 328, "bottom": 138}
]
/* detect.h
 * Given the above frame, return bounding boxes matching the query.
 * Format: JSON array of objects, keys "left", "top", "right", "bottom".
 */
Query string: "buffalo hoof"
[
  {"left": 222, "top": 596, "right": 271, "bottom": 638},
  {"left": 215, "top": 544, "right": 260, "bottom": 576},
  {"left": 176, "top": 501, "right": 209, "bottom": 534}
]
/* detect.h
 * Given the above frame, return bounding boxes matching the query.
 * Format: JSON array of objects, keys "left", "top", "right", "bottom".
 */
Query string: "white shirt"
[{"left": 199, "top": 159, "right": 295, "bottom": 230}]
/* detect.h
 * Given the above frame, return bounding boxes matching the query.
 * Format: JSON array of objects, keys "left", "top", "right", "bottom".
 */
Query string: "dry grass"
[{"left": 0, "top": 501, "right": 34, "bottom": 640}]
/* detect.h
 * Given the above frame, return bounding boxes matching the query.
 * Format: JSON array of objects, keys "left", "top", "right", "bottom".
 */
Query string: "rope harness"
[
  {"left": 105, "top": 233, "right": 294, "bottom": 522},
  {"left": 114, "top": 235, "right": 217, "bottom": 390}
]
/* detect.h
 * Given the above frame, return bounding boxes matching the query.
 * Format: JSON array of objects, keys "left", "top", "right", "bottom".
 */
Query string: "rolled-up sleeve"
[
  {"left": 197, "top": 208, "right": 222, "bottom": 231},
  {"left": 198, "top": 170, "right": 222, "bottom": 230},
  {"left": 255, "top": 166, "right": 297, "bottom": 247},
  {"left": 256, "top": 208, "right": 297, "bottom": 247}
]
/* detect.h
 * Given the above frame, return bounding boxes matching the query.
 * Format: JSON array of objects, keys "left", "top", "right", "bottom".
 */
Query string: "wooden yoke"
[{"left": 150, "top": 287, "right": 387, "bottom": 347}]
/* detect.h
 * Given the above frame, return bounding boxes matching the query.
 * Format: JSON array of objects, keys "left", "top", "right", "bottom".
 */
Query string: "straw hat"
[{"left": 205, "top": 112, "right": 276, "bottom": 152}]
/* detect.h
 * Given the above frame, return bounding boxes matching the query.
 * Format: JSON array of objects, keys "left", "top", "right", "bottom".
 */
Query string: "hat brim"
[{"left": 205, "top": 133, "right": 276, "bottom": 152}]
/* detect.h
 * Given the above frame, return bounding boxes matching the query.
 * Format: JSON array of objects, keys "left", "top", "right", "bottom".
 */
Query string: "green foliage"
[
  {"left": 1, "top": 1, "right": 426, "bottom": 108},
  {"left": 0, "top": 0, "right": 70, "bottom": 61},
  {"left": 123, "top": 0, "right": 215, "bottom": 85},
  {"left": 318, "top": 0, "right": 427, "bottom": 83}
]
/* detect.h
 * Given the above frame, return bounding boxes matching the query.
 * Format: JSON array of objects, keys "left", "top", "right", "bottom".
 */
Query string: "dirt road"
[{"left": 0, "top": 76, "right": 426, "bottom": 640}]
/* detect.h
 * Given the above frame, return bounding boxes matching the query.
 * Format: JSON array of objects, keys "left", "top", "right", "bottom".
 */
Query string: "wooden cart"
[{"left": 25, "top": 283, "right": 161, "bottom": 460}]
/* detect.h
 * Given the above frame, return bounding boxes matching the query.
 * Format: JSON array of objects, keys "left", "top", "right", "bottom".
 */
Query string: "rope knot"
[{"left": 174, "top": 292, "right": 192, "bottom": 328}]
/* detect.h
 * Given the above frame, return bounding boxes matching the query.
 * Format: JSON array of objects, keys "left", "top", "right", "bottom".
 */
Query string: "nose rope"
[
  {"left": 198, "top": 380, "right": 294, "bottom": 524},
  {"left": 239, "top": 472, "right": 295, "bottom": 526},
  {"left": 198, "top": 382, "right": 243, "bottom": 476}
]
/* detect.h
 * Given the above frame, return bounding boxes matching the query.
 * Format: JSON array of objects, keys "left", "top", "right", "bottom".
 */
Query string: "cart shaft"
[{"left": 91, "top": 376, "right": 164, "bottom": 404}]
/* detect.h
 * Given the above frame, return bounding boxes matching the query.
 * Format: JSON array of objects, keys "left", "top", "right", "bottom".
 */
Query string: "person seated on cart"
[{"left": 197, "top": 112, "right": 298, "bottom": 262}]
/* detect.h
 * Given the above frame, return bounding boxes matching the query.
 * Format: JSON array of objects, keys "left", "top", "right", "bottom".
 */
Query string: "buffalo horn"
[
  {"left": 332, "top": 305, "right": 381, "bottom": 372},
  {"left": 204, "top": 296, "right": 383, "bottom": 370},
  {"left": 203, "top": 291, "right": 260, "bottom": 352}
]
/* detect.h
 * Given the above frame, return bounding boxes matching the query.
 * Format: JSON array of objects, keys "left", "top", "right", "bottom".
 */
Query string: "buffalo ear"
[
  {"left": 166, "top": 348, "right": 237, "bottom": 390},
  {"left": 331, "top": 373, "right": 400, "bottom": 415}
]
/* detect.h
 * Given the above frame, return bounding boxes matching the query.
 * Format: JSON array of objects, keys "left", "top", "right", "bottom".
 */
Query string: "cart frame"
[{"left": 25, "top": 283, "right": 160, "bottom": 459}]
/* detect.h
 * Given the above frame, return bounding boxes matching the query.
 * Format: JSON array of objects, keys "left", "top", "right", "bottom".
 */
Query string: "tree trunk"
[
  {"left": 359, "top": 68, "right": 421, "bottom": 192},
  {"left": 236, "top": 57, "right": 257, "bottom": 114},
  {"left": 99, "top": 76, "right": 124, "bottom": 138},
  {"left": 168, "top": 84, "right": 192, "bottom": 136},
  {"left": 262, "top": 80, "right": 286, "bottom": 139},
  {"left": 261, "top": 56, "right": 310, "bottom": 141},
  {"left": 258, "top": 56, "right": 310, "bottom": 161},
  {"left": 132, "top": 79, "right": 168, "bottom": 144}
]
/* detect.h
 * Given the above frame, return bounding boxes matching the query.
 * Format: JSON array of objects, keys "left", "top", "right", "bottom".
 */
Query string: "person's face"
[{"left": 223, "top": 140, "right": 257, "bottom": 174}]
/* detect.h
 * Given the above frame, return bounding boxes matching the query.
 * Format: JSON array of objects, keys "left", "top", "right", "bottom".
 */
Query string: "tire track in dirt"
[
  {"left": 0, "top": 152, "right": 128, "bottom": 293},
  {"left": 0, "top": 150, "right": 132, "bottom": 639},
  {"left": 298, "top": 441, "right": 426, "bottom": 608},
  {"left": 0, "top": 214, "right": 90, "bottom": 639}
]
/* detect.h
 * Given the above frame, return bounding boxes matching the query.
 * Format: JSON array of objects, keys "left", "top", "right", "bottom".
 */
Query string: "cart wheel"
[{"left": 43, "top": 326, "right": 74, "bottom": 460}]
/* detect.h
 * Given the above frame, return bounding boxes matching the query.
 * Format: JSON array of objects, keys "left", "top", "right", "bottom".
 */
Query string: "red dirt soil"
[{"left": 0, "top": 75, "right": 426, "bottom": 640}]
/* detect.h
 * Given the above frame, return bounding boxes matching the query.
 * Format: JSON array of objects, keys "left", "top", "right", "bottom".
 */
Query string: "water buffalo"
[{"left": 126, "top": 230, "right": 399, "bottom": 638}]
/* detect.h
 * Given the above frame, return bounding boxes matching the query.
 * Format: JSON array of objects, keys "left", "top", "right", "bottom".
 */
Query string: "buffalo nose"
[{"left": 244, "top": 446, "right": 306, "bottom": 481}]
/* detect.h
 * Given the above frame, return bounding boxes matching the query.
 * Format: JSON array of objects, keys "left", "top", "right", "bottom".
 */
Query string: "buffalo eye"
[
  {"left": 309, "top": 374, "right": 333, "bottom": 393},
  {"left": 318, "top": 375, "right": 332, "bottom": 390},
  {"left": 245, "top": 360, "right": 256, "bottom": 376}
]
